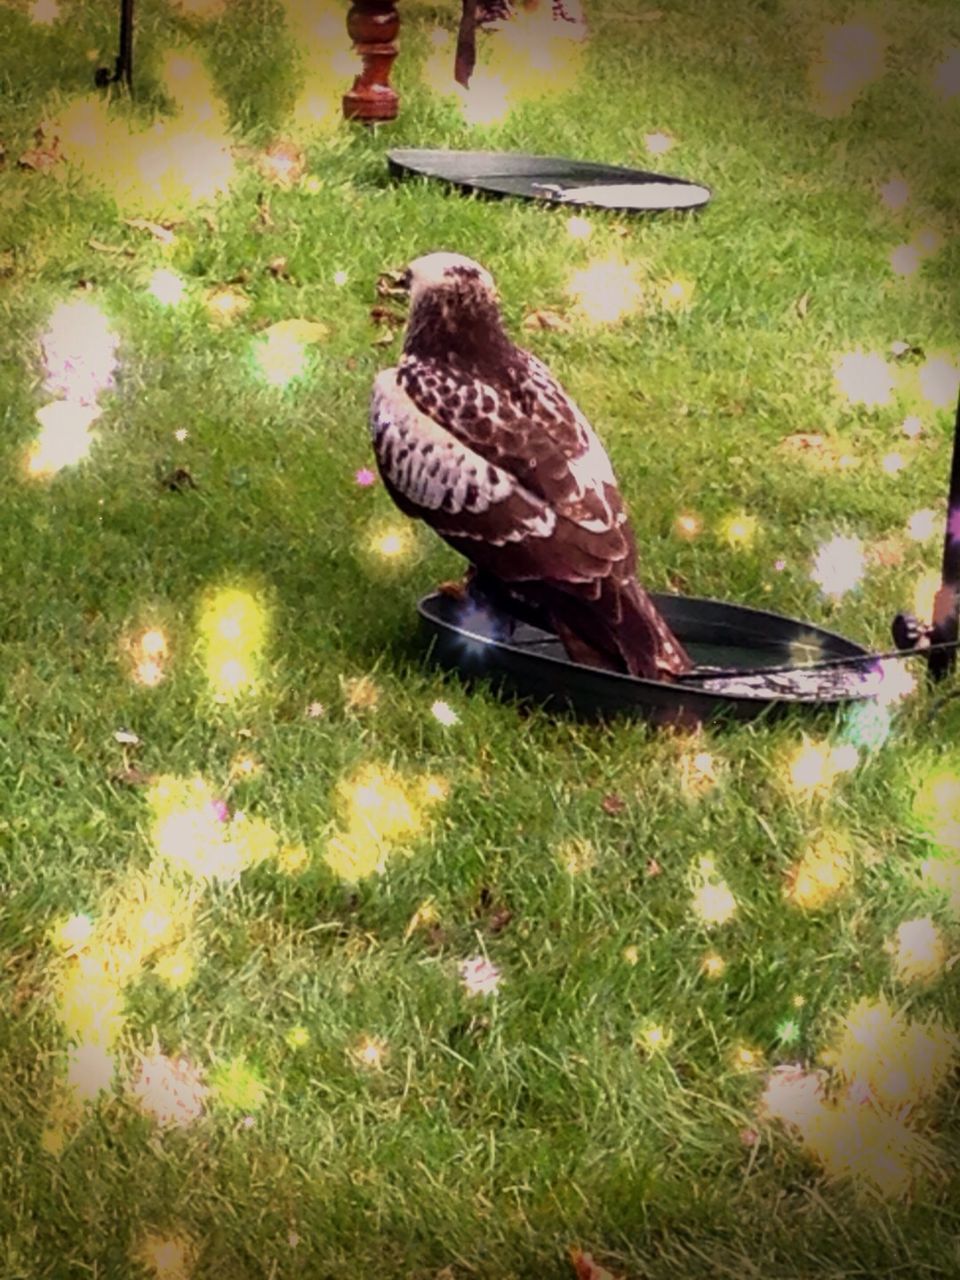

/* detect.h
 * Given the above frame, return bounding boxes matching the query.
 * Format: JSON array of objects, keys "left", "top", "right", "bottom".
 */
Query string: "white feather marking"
[{"left": 371, "top": 370, "right": 556, "bottom": 540}]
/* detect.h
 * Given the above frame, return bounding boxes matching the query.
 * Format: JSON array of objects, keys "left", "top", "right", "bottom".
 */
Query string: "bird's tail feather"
[{"left": 550, "top": 578, "right": 693, "bottom": 681}]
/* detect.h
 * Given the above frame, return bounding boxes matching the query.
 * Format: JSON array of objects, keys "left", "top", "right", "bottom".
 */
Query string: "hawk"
[{"left": 370, "top": 252, "right": 692, "bottom": 681}]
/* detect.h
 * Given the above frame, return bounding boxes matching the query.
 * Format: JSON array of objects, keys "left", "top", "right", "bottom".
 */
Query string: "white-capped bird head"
[
  {"left": 404, "top": 251, "right": 497, "bottom": 306},
  {"left": 400, "top": 252, "right": 510, "bottom": 370}
]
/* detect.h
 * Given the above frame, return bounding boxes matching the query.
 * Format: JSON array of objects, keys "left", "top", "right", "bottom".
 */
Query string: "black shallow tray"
[
  {"left": 388, "top": 148, "right": 712, "bottom": 214},
  {"left": 418, "top": 590, "right": 876, "bottom": 725}
]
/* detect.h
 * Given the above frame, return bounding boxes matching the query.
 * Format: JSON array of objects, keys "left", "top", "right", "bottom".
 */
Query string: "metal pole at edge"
[{"left": 929, "top": 384, "right": 960, "bottom": 681}]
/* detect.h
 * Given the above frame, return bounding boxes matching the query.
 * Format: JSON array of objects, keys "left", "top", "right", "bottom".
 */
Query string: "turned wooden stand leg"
[{"left": 342, "top": 0, "right": 400, "bottom": 124}]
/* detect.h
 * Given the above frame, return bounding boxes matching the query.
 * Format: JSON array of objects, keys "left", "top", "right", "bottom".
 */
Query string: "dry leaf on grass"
[
  {"left": 18, "top": 122, "right": 61, "bottom": 172},
  {"left": 522, "top": 308, "right": 572, "bottom": 332},
  {"left": 601, "top": 792, "right": 626, "bottom": 815},
  {"left": 377, "top": 269, "right": 409, "bottom": 299},
  {"left": 570, "top": 1247, "right": 621, "bottom": 1280},
  {"left": 123, "top": 217, "right": 178, "bottom": 245},
  {"left": 261, "top": 318, "right": 329, "bottom": 345}
]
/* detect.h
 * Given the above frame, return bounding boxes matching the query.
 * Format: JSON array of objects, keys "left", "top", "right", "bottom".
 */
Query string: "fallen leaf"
[
  {"left": 262, "top": 318, "right": 329, "bottom": 345},
  {"left": 889, "top": 339, "right": 924, "bottom": 360},
  {"left": 601, "top": 793, "right": 626, "bottom": 815},
  {"left": 522, "top": 308, "right": 572, "bottom": 332},
  {"left": 18, "top": 122, "right": 61, "bottom": 172},
  {"left": 646, "top": 858, "right": 662, "bottom": 877},
  {"left": 487, "top": 905, "right": 513, "bottom": 935},
  {"left": 158, "top": 466, "right": 197, "bottom": 493},
  {"left": 868, "top": 535, "right": 905, "bottom": 568},
  {"left": 113, "top": 729, "right": 141, "bottom": 745},
  {"left": 377, "top": 269, "right": 409, "bottom": 299},
  {"left": 372, "top": 329, "right": 397, "bottom": 347},
  {"left": 794, "top": 291, "right": 810, "bottom": 318},
  {"left": 110, "top": 768, "right": 155, "bottom": 787},
  {"left": 88, "top": 238, "right": 135, "bottom": 256},
  {"left": 267, "top": 255, "right": 290, "bottom": 279},
  {"left": 369, "top": 305, "right": 405, "bottom": 329},
  {"left": 123, "top": 217, "right": 178, "bottom": 245},
  {"left": 570, "top": 1247, "right": 621, "bottom": 1280}
]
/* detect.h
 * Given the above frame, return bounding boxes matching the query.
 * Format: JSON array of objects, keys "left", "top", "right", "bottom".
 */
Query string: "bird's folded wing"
[
  {"left": 371, "top": 370, "right": 627, "bottom": 586},
  {"left": 396, "top": 348, "right": 628, "bottom": 540}
]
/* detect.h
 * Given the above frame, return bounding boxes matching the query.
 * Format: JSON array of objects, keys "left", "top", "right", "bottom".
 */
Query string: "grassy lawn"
[{"left": 2, "top": 0, "right": 960, "bottom": 1276}]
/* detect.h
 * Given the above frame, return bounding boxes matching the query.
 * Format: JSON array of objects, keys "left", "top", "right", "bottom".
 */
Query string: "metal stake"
[
  {"left": 929, "top": 385, "right": 960, "bottom": 681},
  {"left": 95, "top": 0, "right": 135, "bottom": 92}
]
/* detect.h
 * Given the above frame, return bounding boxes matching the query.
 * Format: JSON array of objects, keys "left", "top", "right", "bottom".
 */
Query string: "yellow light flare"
[
  {"left": 833, "top": 349, "right": 895, "bottom": 408},
  {"left": 136, "top": 659, "right": 165, "bottom": 687},
  {"left": 557, "top": 837, "right": 597, "bottom": 875},
  {"left": 701, "top": 952, "right": 726, "bottom": 978},
  {"left": 38, "top": 294, "right": 116, "bottom": 414},
  {"left": 720, "top": 512, "right": 758, "bottom": 549},
  {"left": 131, "top": 1050, "right": 208, "bottom": 1127},
  {"left": 353, "top": 1035, "right": 386, "bottom": 1069},
  {"left": 674, "top": 512, "right": 702, "bottom": 539},
  {"left": 913, "top": 767, "right": 960, "bottom": 852},
  {"left": 27, "top": 399, "right": 102, "bottom": 478},
  {"left": 58, "top": 961, "right": 126, "bottom": 1048},
  {"left": 324, "top": 762, "right": 445, "bottom": 883},
  {"left": 141, "top": 628, "right": 168, "bottom": 657},
  {"left": 340, "top": 673, "right": 380, "bottom": 713},
  {"left": 153, "top": 945, "right": 196, "bottom": 989},
  {"left": 148, "top": 268, "right": 186, "bottom": 306},
  {"left": 55, "top": 52, "right": 235, "bottom": 217},
  {"left": 137, "top": 1233, "right": 195, "bottom": 1280},
  {"left": 821, "top": 997, "right": 957, "bottom": 1111},
  {"left": 204, "top": 287, "right": 249, "bottom": 324},
  {"left": 921, "top": 857, "right": 960, "bottom": 916},
  {"left": 66, "top": 1041, "right": 115, "bottom": 1101},
  {"left": 636, "top": 1022, "right": 672, "bottom": 1054},
  {"left": 906, "top": 508, "right": 938, "bottom": 541},
  {"left": 691, "top": 862, "right": 737, "bottom": 926},
  {"left": 403, "top": 897, "right": 440, "bottom": 941},
  {"left": 284, "top": 0, "right": 356, "bottom": 132},
  {"left": 52, "top": 913, "right": 94, "bottom": 952},
  {"left": 656, "top": 276, "right": 696, "bottom": 313},
  {"left": 198, "top": 586, "right": 267, "bottom": 700},
  {"left": 567, "top": 258, "right": 644, "bottom": 325},
  {"left": 277, "top": 842, "right": 310, "bottom": 875},
  {"left": 913, "top": 570, "right": 942, "bottom": 625},
  {"left": 734, "top": 1044, "right": 761, "bottom": 1070},
  {"left": 254, "top": 319, "right": 328, "bottom": 388},
  {"left": 890, "top": 917, "right": 945, "bottom": 984},
  {"left": 918, "top": 354, "right": 960, "bottom": 410},
  {"left": 370, "top": 525, "right": 414, "bottom": 561},
  {"left": 149, "top": 774, "right": 277, "bottom": 883},
  {"left": 785, "top": 833, "right": 853, "bottom": 910},
  {"left": 809, "top": 20, "right": 887, "bottom": 117},
  {"left": 423, "top": 5, "right": 585, "bottom": 124},
  {"left": 787, "top": 738, "right": 859, "bottom": 795}
]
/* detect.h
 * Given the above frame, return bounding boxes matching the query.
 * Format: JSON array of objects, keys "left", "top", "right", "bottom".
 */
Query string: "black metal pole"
[
  {"left": 929, "top": 385, "right": 960, "bottom": 681},
  {"left": 95, "top": 0, "right": 134, "bottom": 92}
]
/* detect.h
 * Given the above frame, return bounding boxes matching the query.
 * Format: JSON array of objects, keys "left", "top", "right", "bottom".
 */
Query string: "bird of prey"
[{"left": 370, "top": 251, "right": 692, "bottom": 681}]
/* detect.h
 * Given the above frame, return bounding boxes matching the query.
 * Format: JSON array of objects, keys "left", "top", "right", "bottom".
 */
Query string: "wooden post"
[{"left": 342, "top": 0, "right": 400, "bottom": 124}]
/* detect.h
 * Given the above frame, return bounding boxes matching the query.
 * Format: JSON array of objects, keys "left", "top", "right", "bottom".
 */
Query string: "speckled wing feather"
[{"left": 371, "top": 349, "right": 692, "bottom": 679}]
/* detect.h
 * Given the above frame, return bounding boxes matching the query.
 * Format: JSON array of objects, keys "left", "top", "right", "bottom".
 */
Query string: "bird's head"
[
  {"left": 403, "top": 252, "right": 498, "bottom": 308},
  {"left": 399, "top": 252, "right": 509, "bottom": 367}
]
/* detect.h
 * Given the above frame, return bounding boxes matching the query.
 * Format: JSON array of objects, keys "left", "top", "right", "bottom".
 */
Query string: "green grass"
[{"left": 2, "top": 0, "right": 960, "bottom": 1276}]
